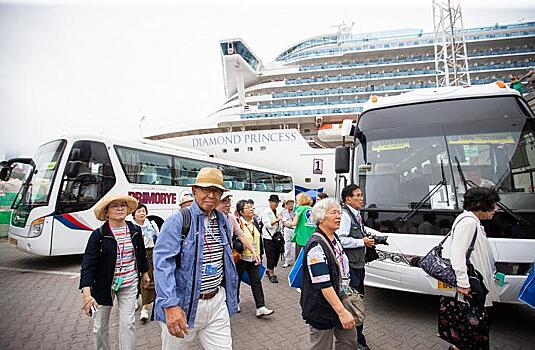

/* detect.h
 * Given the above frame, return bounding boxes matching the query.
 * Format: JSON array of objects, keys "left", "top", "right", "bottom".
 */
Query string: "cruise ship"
[{"left": 147, "top": 21, "right": 535, "bottom": 196}]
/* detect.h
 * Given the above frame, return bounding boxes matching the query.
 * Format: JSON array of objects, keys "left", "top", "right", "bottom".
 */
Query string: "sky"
[{"left": 1, "top": 0, "right": 534, "bottom": 158}]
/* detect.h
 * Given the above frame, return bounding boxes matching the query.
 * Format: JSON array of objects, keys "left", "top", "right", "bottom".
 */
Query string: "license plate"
[
  {"left": 437, "top": 281, "right": 454, "bottom": 290},
  {"left": 9, "top": 237, "right": 17, "bottom": 246}
]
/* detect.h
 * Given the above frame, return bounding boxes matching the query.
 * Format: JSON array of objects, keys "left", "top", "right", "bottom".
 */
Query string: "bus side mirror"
[
  {"left": 335, "top": 146, "right": 350, "bottom": 174},
  {"left": 0, "top": 163, "right": 12, "bottom": 181}
]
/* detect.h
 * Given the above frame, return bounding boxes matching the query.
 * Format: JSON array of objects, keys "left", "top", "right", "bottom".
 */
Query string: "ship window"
[
  {"left": 305, "top": 178, "right": 311, "bottom": 183},
  {"left": 320, "top": 177, "right": 326, "bottom": 183},
  {"left": 222, "top": 149, "right": 227, "bottom": 153},
  {"left": 234, "top": 148, "right": 240, "bottom": 152},
  {"left": 260, "top": 146, "right": 267, "bottom": 151},
  {"left": 247, "top": 147, "right": 253, "bottom": 152}
]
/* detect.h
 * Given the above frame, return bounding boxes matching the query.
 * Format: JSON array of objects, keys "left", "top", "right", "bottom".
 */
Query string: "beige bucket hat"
[
  {"left": 94, "top": 194, "right": 138, "bottom": 221},
  {"left": 189, "top": 167, "right": 228, "bottom": 191}
]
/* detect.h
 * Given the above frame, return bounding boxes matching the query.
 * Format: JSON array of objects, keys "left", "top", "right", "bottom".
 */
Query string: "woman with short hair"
[
  {"left": 235, "top": 199, "right": 274, "bottom": 317},
  {"left": 300, "top": 198, "right": 357, "bottom": 349},
  {"left": 80, "top": 195, "right": 149, "bottom": 350},
  {"left": 440, "top": 187, "right": 501, "bottom": 350},
  {"left": 132, "top": 202, "right": 159, "bottom": 321}
]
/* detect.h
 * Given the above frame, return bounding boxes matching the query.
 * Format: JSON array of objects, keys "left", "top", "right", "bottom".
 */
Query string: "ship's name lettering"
[
  {"left": 192, "top": 131, "right": 297, "bottom": 147},
  {"left": 128, "top": 191, "right": 177, "bottom": 205}
]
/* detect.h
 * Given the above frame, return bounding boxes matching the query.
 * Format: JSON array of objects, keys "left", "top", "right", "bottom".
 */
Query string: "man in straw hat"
[
  {"left": 80, "top": 194, "right": 150, "bottom": 350},
  {"left": 154, "top": 167, "right": 238, "bottom": 349}
]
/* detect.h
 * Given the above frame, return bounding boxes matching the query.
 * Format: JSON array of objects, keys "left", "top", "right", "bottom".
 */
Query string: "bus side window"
[{"left": 57, "top": 141, "right": 116, "bottom": 214}]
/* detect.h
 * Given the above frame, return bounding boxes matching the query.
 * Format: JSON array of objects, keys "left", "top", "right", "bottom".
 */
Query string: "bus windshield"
[
  {"left": 12, "top": 140, "right": 66, "bottom": 226},
  {"left": 355, "top": 97, "right": 535, "bottom": 212}
]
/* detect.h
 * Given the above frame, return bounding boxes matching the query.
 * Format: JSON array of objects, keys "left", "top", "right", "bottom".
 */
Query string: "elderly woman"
[
  {"left": 441, "top": 187, "right": 501, "bottom": 350},
  {"left": 132, "top": 202, "right": 159, "bottom": 321},
  {"left": 79, "top": 194, "right": 149, "bottom": 350},
  {"left": 300, "top": 198, "right": 357, "bottom": 350},
  {"left": 291, "top": 192, "right": 316, "bottom": 259},
  {"left": 235, "top": 199, "right": 274, "bottom": 317}
]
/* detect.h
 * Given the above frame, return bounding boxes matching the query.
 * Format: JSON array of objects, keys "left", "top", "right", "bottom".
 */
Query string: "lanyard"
[
  {"left": 110, "top": 224, "right": 128, "bottom": 272},
  {"left": 203, "top": 218, "right": 218, "bottom": 263}
]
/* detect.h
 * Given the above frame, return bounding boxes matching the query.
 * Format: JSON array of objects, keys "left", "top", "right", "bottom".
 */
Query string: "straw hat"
[
  {"left": 189, "top": 167, "right": 228, "bottom": 191},
  {"left": 94, "top": 194, "right": 138, "bottom": 221},
  {"left": 179, "top": 191, "right": 194, "bottom": 206}
]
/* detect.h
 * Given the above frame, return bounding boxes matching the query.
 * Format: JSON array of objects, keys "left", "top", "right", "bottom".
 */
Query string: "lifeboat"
[{"left": 317, "top": 123, "right": 344, "bottom": 142}]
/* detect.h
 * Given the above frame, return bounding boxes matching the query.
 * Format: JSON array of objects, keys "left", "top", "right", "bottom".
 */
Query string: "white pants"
[
  {"left": 283, "top": 229, "right": 295, "bottom": 264},
  {"left": 160, "top": 287, "right": 232, "bottom": 350},
  {"left": 93, "top": 283, "right": 137, "bottom": 350}
]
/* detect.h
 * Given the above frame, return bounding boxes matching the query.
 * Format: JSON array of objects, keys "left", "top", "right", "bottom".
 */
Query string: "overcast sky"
[{"left": 1, "top": 0, "right": 534, "bottom": 158}]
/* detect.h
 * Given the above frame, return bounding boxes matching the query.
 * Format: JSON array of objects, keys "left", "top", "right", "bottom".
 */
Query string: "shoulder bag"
[
  {"left": 313, "top": 232, "right": 365, "bottom": 326},
  {"left": 419, "top": 217, "right": 478, "bottom": 288}
]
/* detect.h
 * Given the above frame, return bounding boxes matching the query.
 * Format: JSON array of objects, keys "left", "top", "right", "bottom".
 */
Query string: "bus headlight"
[
  {"left": 29, "top": 218, "right": 45, "bottom": 238},
  {"left": 374, "top": 249, "right": 412, "bottom": 265}
]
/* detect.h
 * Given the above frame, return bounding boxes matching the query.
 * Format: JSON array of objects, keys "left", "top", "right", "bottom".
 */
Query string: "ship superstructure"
[{"left": 148, "top": 21, "right": 535, "bottom": 195}]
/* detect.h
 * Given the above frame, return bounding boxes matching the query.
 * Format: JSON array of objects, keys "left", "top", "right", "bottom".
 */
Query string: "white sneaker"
[
  {"left": 256, "top": 306, "right": 274, "bottom": 318},
  {"left": 237, "top": 305, "right": 241, "bottom": 313},
  {"left": 140, "top": 308, "right": 149, "bottom": 321},
  {"left": 282, "top": 263, "right": 289, "bottom": 268}
]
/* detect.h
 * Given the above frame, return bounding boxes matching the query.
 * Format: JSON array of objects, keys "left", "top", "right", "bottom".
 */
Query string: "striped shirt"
[
  {"left": 111, "top": 226, "right": 137, "bottom": 289},
  {"left": 307, "top": 237, "right": 350, "bottom": 289},
  {"left": 200, "top": 213, "right": 225, "bottom": 293}
]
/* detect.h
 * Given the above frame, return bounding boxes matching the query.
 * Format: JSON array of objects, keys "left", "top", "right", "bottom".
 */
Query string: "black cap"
[{"left": 268, "top": 194, "right": 280, "bottom": 203}]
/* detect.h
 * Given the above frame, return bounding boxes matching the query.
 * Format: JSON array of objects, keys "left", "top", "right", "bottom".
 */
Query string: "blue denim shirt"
[{"left": 153, "top": 201, "right": 239, "bottom": 328}]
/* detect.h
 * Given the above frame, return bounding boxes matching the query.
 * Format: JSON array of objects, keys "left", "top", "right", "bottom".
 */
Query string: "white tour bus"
[
  {"left": 334, "top": 82, "right": 535, "bottom": 303},
  {"left": 0, "top": 135, "right": 294, "bottom": 256}
]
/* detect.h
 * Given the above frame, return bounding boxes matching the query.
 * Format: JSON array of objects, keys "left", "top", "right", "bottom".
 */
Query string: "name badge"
[{"left": 204, "top": 264, "right": 218, "bottom": 275}]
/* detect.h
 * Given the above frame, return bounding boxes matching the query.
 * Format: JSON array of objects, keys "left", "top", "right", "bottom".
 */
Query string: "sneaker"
[
  {"left": 237, "top": 305, "right": 241, "bottom": 313},
  {"left": 256, "top": 306, "right": 274, "bottom": 317},
  {"left": 282, "top": 263, "right": 289, "bottom": 268},
  {"left": 140, "top": 308, "right": 149, "bottom": 321}
]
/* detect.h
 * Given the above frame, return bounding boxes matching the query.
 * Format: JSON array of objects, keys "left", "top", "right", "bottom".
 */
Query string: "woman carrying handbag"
[{"left": 439, "top": 187, "right": 501, "bottom": 350}]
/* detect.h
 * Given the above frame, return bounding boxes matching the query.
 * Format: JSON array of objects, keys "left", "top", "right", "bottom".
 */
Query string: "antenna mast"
[{"left": 432, "top": 0, "right": 471, "bottom": 86}]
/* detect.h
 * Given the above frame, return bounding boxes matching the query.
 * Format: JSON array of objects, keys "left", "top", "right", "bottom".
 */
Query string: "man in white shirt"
[
  {"left": 261, "top": 194, "right": 282, "bottom": 283},
  {"left": 337, "top": 184, "right": 374, "bottom": 350}
]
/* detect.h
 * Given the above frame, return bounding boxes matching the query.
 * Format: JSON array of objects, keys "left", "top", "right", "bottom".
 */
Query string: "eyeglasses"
[{"left": 197, "top": 187, "right": 224, "bottom": 197}]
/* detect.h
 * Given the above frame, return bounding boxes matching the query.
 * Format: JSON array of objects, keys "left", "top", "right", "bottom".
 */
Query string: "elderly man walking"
[{"left": 153, "top": 167, "right": 238, "bottom": 350}]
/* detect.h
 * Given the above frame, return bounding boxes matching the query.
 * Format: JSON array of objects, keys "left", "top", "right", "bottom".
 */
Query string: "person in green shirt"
[{"left": 291, "top": 192, "right": 316, "bottom": 259}]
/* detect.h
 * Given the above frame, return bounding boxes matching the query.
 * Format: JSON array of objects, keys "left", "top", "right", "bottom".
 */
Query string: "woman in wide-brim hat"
[{"left": 79, "top": 194, "right": 149, "bottom": 350}]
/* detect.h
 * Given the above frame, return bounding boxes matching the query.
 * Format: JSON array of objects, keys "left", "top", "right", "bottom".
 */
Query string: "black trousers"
[
  {"left": 263, "top": 238, "right": 280, "bottom": 270},
  {"left": 349, "top": 267, "right": 367, "bottom": 347},
  {"left": 236, "top": 260, "right": 265, "bottom": 308}
]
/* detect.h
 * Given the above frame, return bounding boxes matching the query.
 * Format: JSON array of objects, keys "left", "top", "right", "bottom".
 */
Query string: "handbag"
[
  {"left": 438, "top": 295, "right": 490, "bottom": 349},
  {"left": 419, "top": 217, "right": 478, "bottom": 287},
  {"left": 314, "top": 232, "right": 365, "bottom": 326},
  {"left": 518, "top": 263, "right": 535, "bottom": 308}
]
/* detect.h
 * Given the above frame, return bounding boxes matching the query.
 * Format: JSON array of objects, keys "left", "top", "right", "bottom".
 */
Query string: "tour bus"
[
  {"left": 0, "top": 135, "right": 294, "bottom": 256},
  {"left": 334, "top": 82, "right": 534, "bottom": 303}
]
